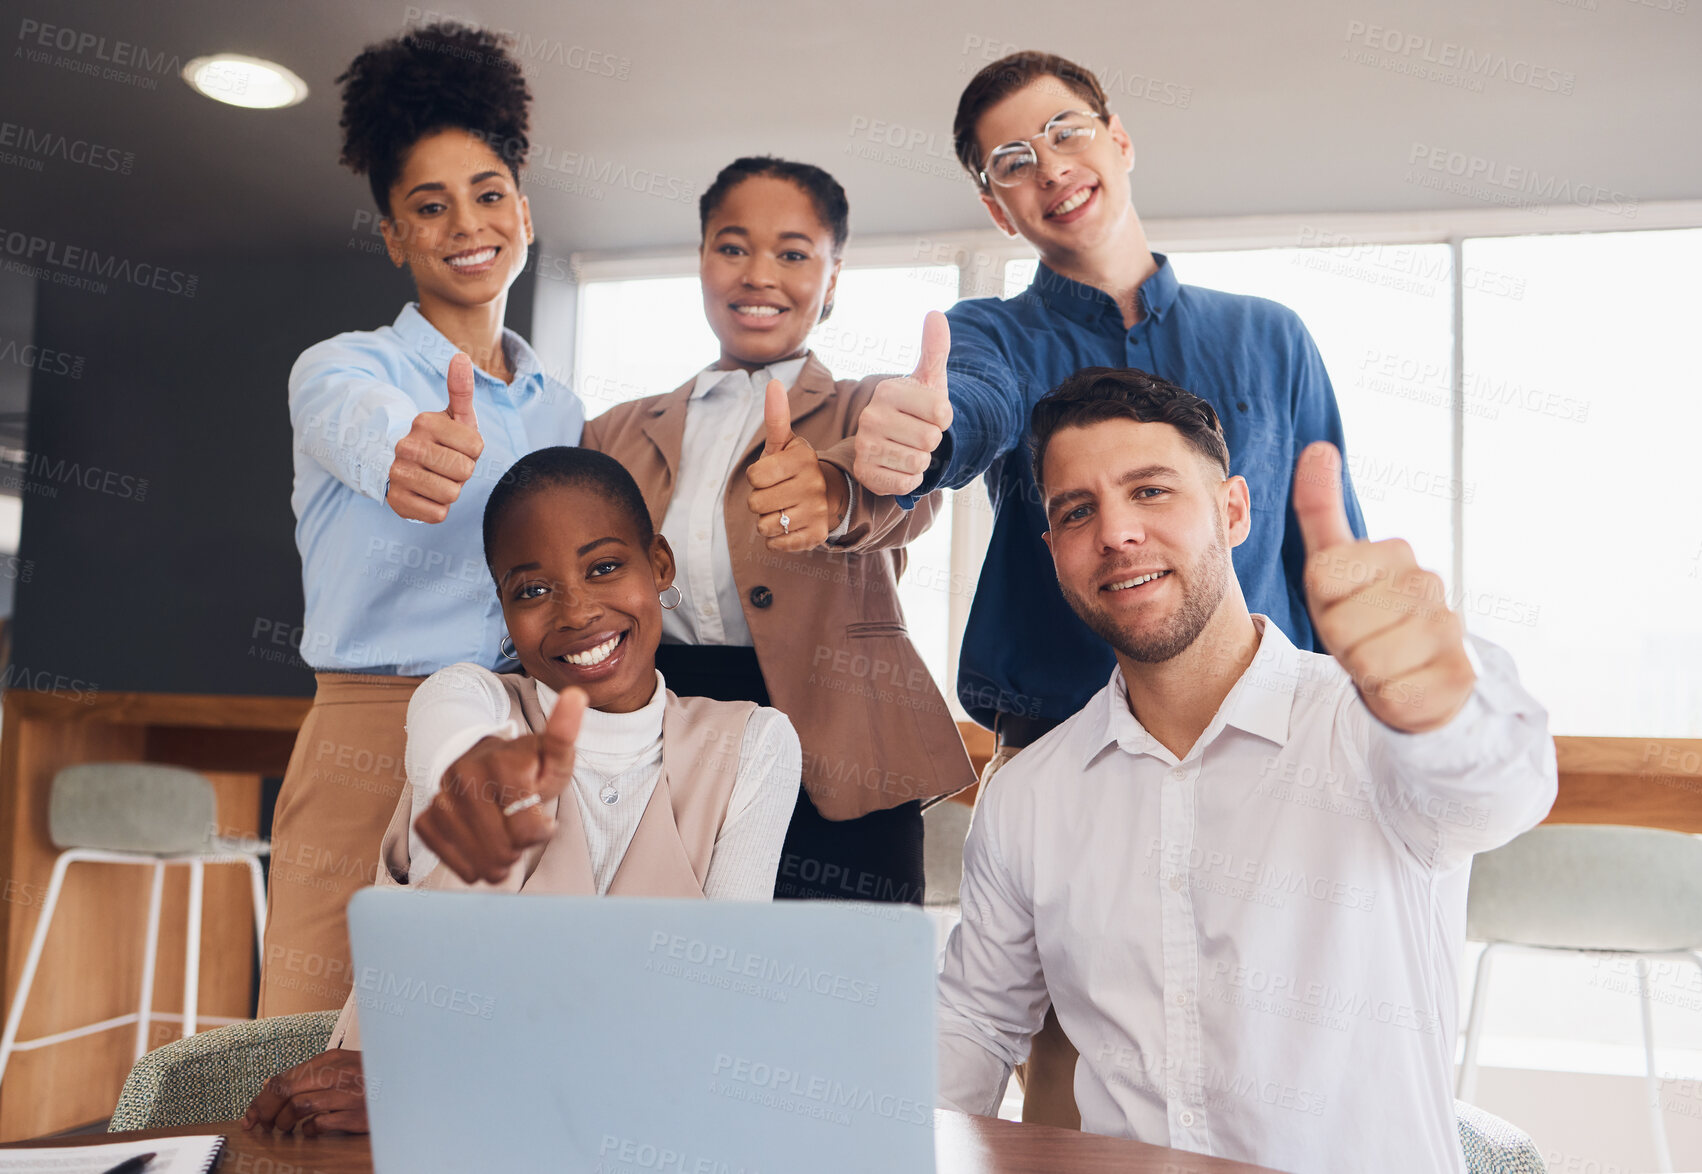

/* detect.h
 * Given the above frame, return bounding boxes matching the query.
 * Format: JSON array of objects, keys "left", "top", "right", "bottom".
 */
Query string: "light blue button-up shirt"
[{"left": 288, "top": 303, "right": 583, "bottom": 675}]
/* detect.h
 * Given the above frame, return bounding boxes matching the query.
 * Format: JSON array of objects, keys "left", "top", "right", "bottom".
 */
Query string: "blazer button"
[{"left": 749, "top": 585, "right": 773, "bottom": 609}]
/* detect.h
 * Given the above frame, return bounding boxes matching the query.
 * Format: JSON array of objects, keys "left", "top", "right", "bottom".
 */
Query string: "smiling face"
[
  {"left": 1041, "top": 418, "right": 1250, "bottom": 663},
  {"left": 381, "top": 127, "right": 533, "bottom": 312},
  {"left": 489, "top": 483, "right": 675, "bottom": 713},
  {"left": 972, "top": 77, "right": 1136, "bottom": 262},
  {"left": 699, "top": 174, "right": 841, "bottom": 370}
]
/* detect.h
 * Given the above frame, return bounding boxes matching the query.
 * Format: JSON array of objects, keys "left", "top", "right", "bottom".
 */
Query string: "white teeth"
[
  {"left": 562, "top": 634, "right": 621, "bottom": 666},
  {"left": 1107, "top": 570, "right": 1169, "bottom": 591},
  {"left": 734, "top": 305, "right": 782, "bottom": 317},
  {"left": 446, "top": 247, "right": 497, "bottom": 268},
  {"left": 1051, "top": 188, "right": 1092, "bottom": 216}
]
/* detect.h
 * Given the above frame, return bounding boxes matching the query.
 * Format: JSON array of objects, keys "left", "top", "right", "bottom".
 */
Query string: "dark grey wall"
[{"left": 10, "top": 250, "right": 536, "bottom": 697}]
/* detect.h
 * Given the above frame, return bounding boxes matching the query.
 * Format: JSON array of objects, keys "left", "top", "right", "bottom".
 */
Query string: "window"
[
  {"left": 1462, "top": 228, "right": 1702, "bottom": 736},
  {"left": 572, "top": 264, "right": 963, "bottom": 697},
  {"left": 1011, "top": 230, "right": 1702, "bottom": 737},
  {"left": 574, "top": 277, "right": 715, "bottom": 414},
  {"left": 1006, "top": 246, "right": 1456, "bottom": 581},
  {"left": 573, "top": 217, "right": 1702, "bottom": 739}
]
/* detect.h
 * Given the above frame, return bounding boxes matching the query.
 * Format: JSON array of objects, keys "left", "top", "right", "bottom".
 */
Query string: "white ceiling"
[{"left": 1, "top": 0, "right": 1696, "bottom": 260}]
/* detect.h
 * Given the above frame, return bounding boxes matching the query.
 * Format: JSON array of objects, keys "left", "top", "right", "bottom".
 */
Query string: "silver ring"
[
  {"left": 780, "top": 512, "right": 791, "bottom": 534},
  {"left": 502, "top": 793, "right": 542, "bottom": 818}
]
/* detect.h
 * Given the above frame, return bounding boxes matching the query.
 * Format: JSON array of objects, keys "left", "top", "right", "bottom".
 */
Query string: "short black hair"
[
  {"left": 1030, "top": 367, "right": 1231, "bottom": 491},
  {"left": 699, "top": 156, "right": 850, "bottom": 256},
  {"left": 336, "top": 22, "right": 532, "bottom": 216},
  {"left": 482, "top": 448, "right": 655, "bottom": 580}
]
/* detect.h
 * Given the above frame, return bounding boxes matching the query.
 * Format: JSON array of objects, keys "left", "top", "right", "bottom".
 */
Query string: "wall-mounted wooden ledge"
[
  {"left": 953, "top": 725, "right": 1702, "bottom": 834},
  {"left": 1547, "top": 735, "right": 1702, "bottom": 833},
  {"left": 3, "top": 689, "right": 312, "bottom": 729}
]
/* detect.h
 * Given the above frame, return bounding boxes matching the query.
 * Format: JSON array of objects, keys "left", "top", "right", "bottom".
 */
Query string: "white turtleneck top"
[{"left": 401, "top": 664, "right": 800, "bottom": 900}]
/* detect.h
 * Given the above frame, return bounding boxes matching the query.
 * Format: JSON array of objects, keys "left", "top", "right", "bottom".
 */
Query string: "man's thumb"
[
  {"left": 446, "top": 353, "right": 478, "bottom": 430},
  {"left": 761, "top": 378, "right": 793, "bottom": 456},
  {"left": 1293, "top": 441, "right": 1354, "bottom": 555},
  {"left": 911, "top": 310, "right": 951, "bottom": 390},
  {"left": 537, "top": 686, "right": 587, "bottom": 795}
]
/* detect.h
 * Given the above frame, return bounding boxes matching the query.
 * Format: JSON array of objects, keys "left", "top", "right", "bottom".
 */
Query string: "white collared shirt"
[
  {"left": 659, "top": 357, "right": 851, "bottom": 646},
  {"left": 401, "top": 665, "right": 800, "bottom": 900},
  {"left": 936, "top": 616, "right": 1557, "bottom": 1174}
]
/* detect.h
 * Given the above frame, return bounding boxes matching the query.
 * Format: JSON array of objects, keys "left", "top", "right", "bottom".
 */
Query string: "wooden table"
[{"left": 2, "top": 1113, "right": 1291, "bottom": 1173}]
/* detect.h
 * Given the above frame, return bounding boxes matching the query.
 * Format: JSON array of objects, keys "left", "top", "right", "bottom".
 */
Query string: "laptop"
[{"left": 347, "top": 889, "right": 938, "bottom": 1173}]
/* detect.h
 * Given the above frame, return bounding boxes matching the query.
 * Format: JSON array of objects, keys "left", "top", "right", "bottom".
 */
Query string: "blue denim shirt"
[
  {"left": 288, "top": 303, "right": 583, "bottom": 674},
  {"left": 915, "top": 255, "right": 1367, "bottom": 726}
]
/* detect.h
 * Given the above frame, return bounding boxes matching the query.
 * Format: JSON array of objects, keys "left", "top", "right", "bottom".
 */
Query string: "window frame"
[{"left": 562, "top": 199, "right": 1702, "bottom": 721}]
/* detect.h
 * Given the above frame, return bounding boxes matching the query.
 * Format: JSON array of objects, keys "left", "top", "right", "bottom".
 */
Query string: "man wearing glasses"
[{"left": 850, "top": 51, "right": 1367, "bottom": 1124}]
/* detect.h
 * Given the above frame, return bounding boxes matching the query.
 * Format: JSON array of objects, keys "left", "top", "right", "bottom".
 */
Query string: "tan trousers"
[
  {"left": 257, "top": 672, "right": 420, "bottom": 1017},
  {"left": 978, "top": 742, "right": 1083, "bottom": 1131}
]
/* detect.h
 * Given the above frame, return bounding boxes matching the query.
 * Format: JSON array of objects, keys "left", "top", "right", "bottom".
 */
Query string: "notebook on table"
[
  {"left": 0, "top": 1134, "right": 223, "bottom": 1172},
  {"left": 348, "top": 890, "right": 938, "bottom": 1174}
]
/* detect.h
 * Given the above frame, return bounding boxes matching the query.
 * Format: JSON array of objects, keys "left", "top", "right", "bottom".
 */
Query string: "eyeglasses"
[{"left": 979, "top": 110, "right": 1105, "bottom": 188}]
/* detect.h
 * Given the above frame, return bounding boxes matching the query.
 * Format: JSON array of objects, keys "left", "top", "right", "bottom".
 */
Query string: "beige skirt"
[{"left": 256, "top": 672, "right": 421, "bottom": 1017}]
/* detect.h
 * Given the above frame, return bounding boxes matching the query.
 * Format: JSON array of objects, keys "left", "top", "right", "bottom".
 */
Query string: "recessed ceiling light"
[{"left": 182, "top": 54, "right": 307, "bottom": 109}]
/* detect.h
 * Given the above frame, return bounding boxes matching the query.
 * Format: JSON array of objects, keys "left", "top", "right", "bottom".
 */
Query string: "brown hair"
[
  {"left": 1031, "top": 367, "right": 1230, "bottom": 491},
  {"left": 953, "top": 51, "right": 1110, "bottom": 190}
]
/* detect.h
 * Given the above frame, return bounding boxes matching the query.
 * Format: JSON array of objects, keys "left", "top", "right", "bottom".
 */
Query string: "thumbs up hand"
[
  {"left": 414, "top": 685, "right": 588, "bottom": 886},
  {"left": 386, "top": 352, "right": 486, "bottom": 523},
  {"left": 1295, "top": 442, "right": 1474, "bottom": 733},
  {"left": 852, "top": 311, "right": 953, "bottom": 496},
  {"left": 746, "top": 379, "right": 849, "bottom": 552}
]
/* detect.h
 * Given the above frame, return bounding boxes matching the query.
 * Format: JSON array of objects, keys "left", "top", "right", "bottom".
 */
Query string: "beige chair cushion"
[
  {"left": 50, "top": 763, "right": 219, "bottom": 854},
  {"left": 1468, "top": 824, "right": 1702, "bottom": 952}
]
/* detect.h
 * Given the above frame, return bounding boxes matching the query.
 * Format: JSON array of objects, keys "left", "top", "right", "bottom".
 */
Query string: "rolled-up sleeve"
[
  {"left": 936, "top": 790, "right": 1051, "bottom": 1116},
  {"left": 899, "top": 306, "right": 1028, "bottom": 507},
  {"left": 1359, "top": 634, "right": 1558, "bottom": 873},
  {"left": 289, "top": 340, "right": 419, "bottom": 503}
]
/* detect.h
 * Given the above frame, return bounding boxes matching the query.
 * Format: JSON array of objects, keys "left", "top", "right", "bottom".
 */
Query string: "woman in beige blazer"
[{"left": 582, "top": 157, "right": 973, "bottom": 906}]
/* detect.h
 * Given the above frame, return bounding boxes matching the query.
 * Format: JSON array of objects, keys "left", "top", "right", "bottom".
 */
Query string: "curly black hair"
[{"left": 336, "top": 22, "right": 532, "bottom": 216}]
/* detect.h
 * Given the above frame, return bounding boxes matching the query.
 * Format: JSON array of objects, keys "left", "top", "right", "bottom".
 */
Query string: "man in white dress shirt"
[{"left": 935, "top": 366, "right": 1557, "bottom": 1173}]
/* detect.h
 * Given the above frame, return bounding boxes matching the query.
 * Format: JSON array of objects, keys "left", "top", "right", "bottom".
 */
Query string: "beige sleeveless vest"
[{"left": 329, "top": 676, "right": 755, "bottom": 1049}]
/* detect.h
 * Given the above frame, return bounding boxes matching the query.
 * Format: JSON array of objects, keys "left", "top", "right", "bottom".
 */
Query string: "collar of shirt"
[
  {"left": 689, "top": 355, "right": 809, "bottom": 401},
  {"left": 391, "top": 301, "right": 546, "bottom": 394},
  {"left": 532, "top": 670, "right": 666, "bottom": 761},
  {"left": 1083, "top": 614, "right": 1299, "bottom": 768},
  {"left": 1029, "top": 250, "right": 1180, "bottom": 329}
]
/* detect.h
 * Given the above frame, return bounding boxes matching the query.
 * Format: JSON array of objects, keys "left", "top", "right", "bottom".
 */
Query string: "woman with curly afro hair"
[{"left": 264, "top": 22, "right": 583, "bottom": 1016}]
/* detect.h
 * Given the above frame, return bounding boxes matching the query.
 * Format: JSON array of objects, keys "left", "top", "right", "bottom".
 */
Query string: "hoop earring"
[
  {"left": 500, "top": 635, "right": 520, "bottom": 660},
  {"left": 659, "top": 584, "right": 683, "bottom": 611}
]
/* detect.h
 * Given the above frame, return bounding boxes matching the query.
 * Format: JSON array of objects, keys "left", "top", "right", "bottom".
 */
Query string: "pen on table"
[{"left": 97, "top": 1152, "right": 155, "bottom": 1174}]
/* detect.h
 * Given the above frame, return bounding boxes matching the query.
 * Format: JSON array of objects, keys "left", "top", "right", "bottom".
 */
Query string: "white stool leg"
[
  {"left": 0, "top": 850, "right": 77, "bottom": 1088},
  {"left": 135, "top": 861, "right": 165, "bottom": 1060},
  {"left": 245, "top": 855, "right": 267, "bottom": 972},
  {"left": 182, "top": 860, "right": 203, "bottom": 1039},
  {"left": 1456, "top": 941, "right": 1498, "bottom": 1102},
  {"left": 1636, "top": 956, "right": 1675, "bottom": 1173}
]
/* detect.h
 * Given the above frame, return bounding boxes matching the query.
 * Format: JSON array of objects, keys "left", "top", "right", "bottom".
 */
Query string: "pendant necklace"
[{"left": 578, "top": 756, "right": 628, "bottom": 806}]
